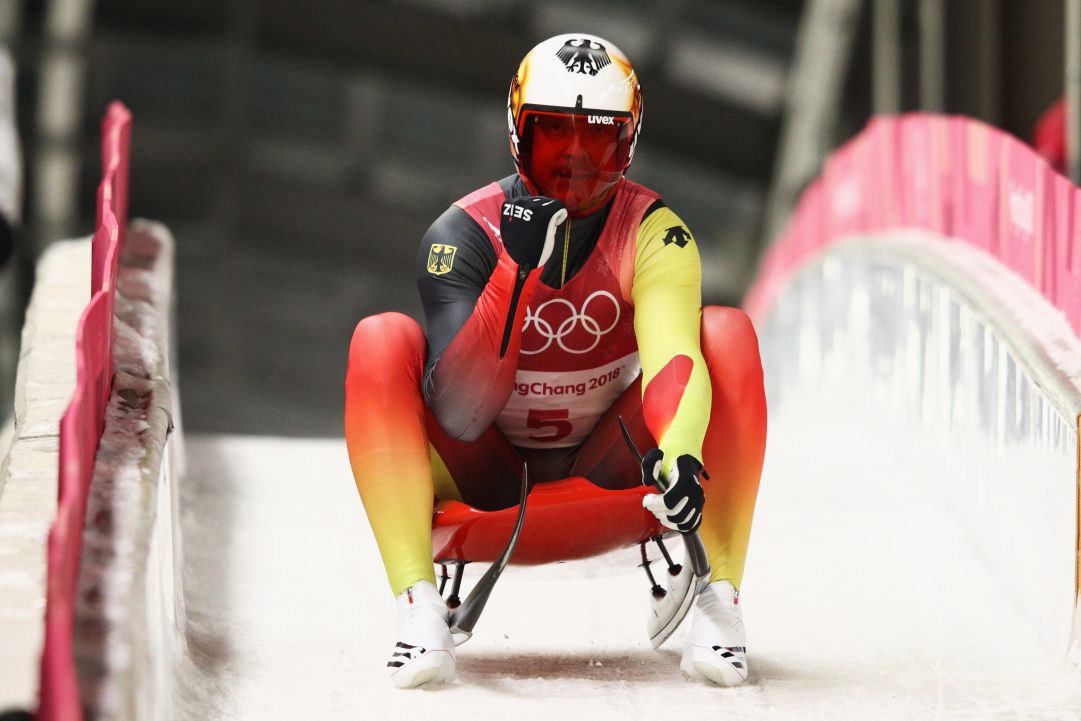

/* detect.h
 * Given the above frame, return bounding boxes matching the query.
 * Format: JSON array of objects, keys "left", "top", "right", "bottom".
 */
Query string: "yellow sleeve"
[{"left": 631, "top": 205, "right": 710, "bottom": 475}]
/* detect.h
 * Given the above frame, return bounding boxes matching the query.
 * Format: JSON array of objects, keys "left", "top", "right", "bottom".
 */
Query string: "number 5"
[{"left": 527, "top": 408, "right": 572, "bottom": 442}]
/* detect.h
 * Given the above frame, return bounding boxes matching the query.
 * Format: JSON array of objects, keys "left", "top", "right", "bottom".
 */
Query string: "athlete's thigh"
[
  {"left": 570, "top": 374, "right": 654, "bottom": 490},
  {"left": 425, "top": 410, "right": 524, "bottom": 511}
]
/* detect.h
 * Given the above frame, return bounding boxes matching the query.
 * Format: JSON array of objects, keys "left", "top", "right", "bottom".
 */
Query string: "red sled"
[
  {"left": 431, "top": 464, "right": 711, "bottom": 649},
  {"left": 432, "top": 476, "right": 662, "bottom": 564}
]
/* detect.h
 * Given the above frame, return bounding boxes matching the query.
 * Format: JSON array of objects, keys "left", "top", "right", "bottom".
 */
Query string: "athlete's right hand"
[{"left": 499, "top": 195, "right": 568, "bottom": 269}]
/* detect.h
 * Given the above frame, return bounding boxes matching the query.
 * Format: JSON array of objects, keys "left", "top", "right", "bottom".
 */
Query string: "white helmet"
[{"left": 507, "top": 33, "right": 643, "bottom": 217}]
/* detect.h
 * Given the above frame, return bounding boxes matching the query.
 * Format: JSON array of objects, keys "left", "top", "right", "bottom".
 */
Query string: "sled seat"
[{"left": 432, "top": 476, "right": 663, "bottom": 564}]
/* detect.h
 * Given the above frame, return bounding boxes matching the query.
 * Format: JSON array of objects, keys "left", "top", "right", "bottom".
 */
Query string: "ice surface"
[{"left": 172, "top": 403, "right": 1081, "bottom": 721}]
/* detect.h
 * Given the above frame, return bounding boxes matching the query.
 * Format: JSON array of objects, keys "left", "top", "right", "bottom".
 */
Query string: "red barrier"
[
  {"left": 92, "top": 103, "right": 130, "bottom": 295},
  {"left": 954, "top": 119, "right": 1004, "bottom": 253},
  {"left": 744, "top": 113, "right": 1081, "bottom": 340},
  {"left": 1052, "top": 175, "right": 1081, "bottom": 333},
  {"left": 38, "top": 102, "right": 131, "bottom": 721},
  {"left": 822, "top": 141, "right": 864, "bottom": 240},
  {"left": 863, "top": 117, "right": 901, "bottom": 231},
  {"left": 899, "top": 114, "right": 938, "bottom": 232},
  {"left": 998, "top": 135, "right": 1049, "bottom": 290},
  {"left": 39, "top": 294, "right": 110, "bottom": 721}
]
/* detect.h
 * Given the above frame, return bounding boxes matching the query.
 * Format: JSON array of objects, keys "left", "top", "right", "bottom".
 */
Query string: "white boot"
[
  {"left": 680, "top": 580, "right": 749, "bottom": 686},
  {"left": 387, "top": 580, "right": 456, "bottom": 689}
]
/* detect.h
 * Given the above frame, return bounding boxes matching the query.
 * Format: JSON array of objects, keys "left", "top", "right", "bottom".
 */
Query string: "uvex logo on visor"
[{"left": 588, "top": 115, "right": 615, "bottom": 125}]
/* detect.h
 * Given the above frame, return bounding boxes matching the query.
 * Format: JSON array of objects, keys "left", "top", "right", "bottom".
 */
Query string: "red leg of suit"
[
  {"left": 696, "top": 306, "right": 767, "bottom": 587},
  {"left": 345, "top": 313, "right": 438, "bottom": 595},
  {"left": 345, "top": 312, "right": 524, "bottom": 594},
  {"left": 572, "top": 306, "right": 767, "bottom": 587}
]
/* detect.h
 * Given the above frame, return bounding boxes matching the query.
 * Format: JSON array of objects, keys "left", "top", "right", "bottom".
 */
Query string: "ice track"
[{"left": 173, "top": 403, "right": 1081, "bottom": 721}]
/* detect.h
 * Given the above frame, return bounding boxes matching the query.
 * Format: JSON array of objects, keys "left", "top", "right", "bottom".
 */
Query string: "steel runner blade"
[
  {"left": 648, "top": 562, "right": 698, "bottom": 648},
  {"left": 447, "top": 464, "right": 529, "bottom": 644}
]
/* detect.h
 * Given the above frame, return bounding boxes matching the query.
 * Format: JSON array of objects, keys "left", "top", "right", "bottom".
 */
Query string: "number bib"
[{"left": 498, "top": 349, "right": 640, "bottom": 448}]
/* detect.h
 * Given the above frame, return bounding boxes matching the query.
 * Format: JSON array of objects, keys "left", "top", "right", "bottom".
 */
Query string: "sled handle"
[{"left": 617, "top": 417, "right": 711, "bottom": 586}]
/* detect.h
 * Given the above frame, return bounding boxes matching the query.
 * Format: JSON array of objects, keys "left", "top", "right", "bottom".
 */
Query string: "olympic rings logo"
[{"left": 521, "top": 290, "right": 621, "bottom": 355}]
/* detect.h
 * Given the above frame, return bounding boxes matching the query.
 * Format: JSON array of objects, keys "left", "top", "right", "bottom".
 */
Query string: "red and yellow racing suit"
[{"left": 345, "top": 176, "right": 766, "bottom": 596}]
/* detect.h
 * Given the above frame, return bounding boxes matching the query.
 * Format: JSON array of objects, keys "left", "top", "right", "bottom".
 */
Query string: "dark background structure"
[{"left": 0, "top": 0, "right": 1070, "bottom": 436}]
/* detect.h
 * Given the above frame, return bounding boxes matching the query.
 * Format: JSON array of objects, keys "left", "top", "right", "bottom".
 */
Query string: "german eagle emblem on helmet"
[{"left": 556, "top": 39, "right": 611, "bottom": 76}]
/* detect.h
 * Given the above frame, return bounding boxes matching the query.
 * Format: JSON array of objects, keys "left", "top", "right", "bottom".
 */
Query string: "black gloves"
[
  {"left": 499, "top": 195, "right": 567, "bottom": 270},
  {"left": 641, "top": 448, "right": 706, "bottom": 534}
]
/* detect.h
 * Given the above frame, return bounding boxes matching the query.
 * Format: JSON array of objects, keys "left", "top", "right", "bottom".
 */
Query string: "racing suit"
[{"left": 345, "top": 175, "right": 767, "bottom": 595}]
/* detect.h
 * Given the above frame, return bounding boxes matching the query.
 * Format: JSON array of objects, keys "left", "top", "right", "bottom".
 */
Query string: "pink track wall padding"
[
  {"left": 744, "top": 114, "right": 1081, "bottom": 338},
  {"left": 38, "top": 100, "right": 131, "bottom": 721}
]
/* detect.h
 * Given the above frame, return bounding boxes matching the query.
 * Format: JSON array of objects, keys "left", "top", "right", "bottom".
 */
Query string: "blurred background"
[{"left": 0, "top": 0, "right": 1071, "bottom": 436}]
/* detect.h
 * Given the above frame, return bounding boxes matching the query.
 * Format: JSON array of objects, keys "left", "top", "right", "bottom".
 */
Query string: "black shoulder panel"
[
  {"left": 497, "top": 173, "right": 525, "bottom": 200},
  {"left": 641, "top": 198, "right": 668, "bottom": 222}
]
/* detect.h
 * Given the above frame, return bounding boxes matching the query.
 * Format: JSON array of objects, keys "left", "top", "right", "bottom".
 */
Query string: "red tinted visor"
[{"left": 517, "top": 107, "right": 634, "bottom": 215}]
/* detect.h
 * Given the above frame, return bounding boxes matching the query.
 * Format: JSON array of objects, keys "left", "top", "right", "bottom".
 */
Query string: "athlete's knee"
[
  {"left": 701, "top": 306, "right": 764, "bottom": 394},
  {"left": 347, "top": 312, "right": 424, "bottom": 385},
  {"left": 350, "top": 312, "right": 423, "bottom": 360}
]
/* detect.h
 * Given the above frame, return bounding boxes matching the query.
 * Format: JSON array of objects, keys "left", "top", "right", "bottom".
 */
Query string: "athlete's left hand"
[{"left": 641, "top": 449, "right": 705, "bottom": 534}]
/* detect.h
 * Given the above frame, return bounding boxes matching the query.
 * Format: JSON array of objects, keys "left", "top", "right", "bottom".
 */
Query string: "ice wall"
[
  {"left": 72, "top": 220, "right": 181, "bottom": 721},
  {"left": 756, "top": 230, "right": 1081, "bottom": 656},
  {"left": 0, "top": 240, "right": 90, "bottom": 715}
]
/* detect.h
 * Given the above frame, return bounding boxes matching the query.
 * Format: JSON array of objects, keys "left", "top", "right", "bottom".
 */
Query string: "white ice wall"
[
  {"left": 0, "top": 239, "right": 90, "bottom": 714},
  {"left": 756, "top": 229, "right": 1081, "bottom": 657}
]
